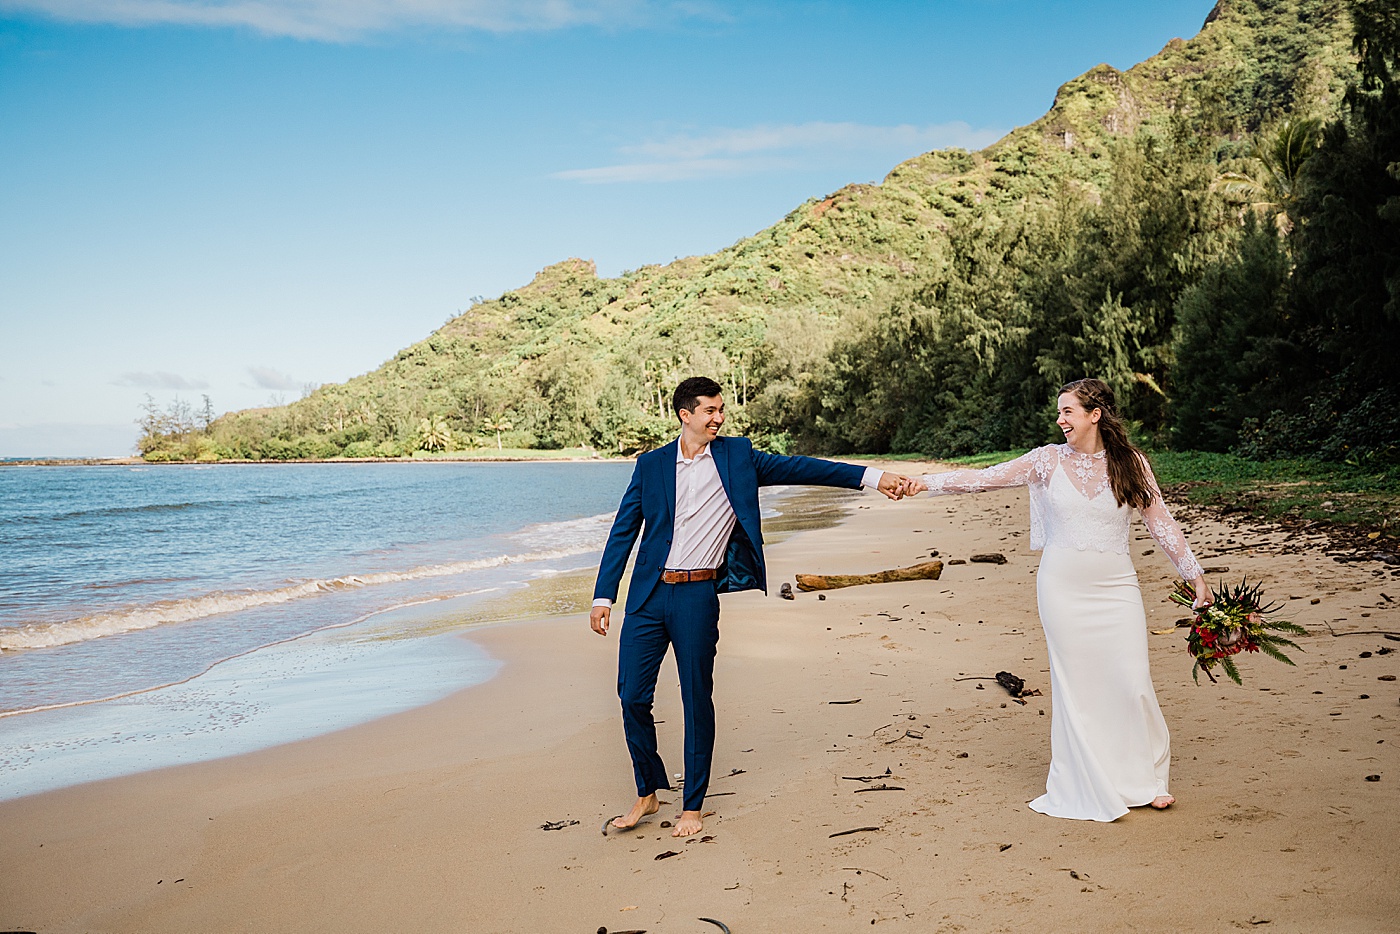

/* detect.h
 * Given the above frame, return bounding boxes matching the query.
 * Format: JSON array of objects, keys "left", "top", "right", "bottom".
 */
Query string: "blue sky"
[{"left": 0, "top": 0, "right": 1214, "bottom": 456}]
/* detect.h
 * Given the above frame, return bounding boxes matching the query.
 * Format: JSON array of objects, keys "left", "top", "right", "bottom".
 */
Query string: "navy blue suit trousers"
[{"left": 616, "top": 579, "right": 720, "bottom": 811}]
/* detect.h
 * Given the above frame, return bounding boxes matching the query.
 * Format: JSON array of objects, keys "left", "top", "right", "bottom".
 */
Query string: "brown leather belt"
[{"left": 662, "top": 568, "right": 718, "bottom": 584}]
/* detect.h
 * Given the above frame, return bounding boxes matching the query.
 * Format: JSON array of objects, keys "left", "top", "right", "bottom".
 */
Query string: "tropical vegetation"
[{"left": 141, "top": 0, "right": 1398, "bottom": 493}]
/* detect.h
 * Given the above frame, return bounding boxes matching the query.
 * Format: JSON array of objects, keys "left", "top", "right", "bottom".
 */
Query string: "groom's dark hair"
[{"left": 673, "top": 376, "right": 724, "bottom": 420}]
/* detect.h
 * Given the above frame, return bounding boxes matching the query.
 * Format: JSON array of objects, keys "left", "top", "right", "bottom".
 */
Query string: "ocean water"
[
  {"left": 0, "top": 460, "right": 859, "bottom": 799},
  {"left": 0, "top": 462, "right": 634, "bottom": 713}
]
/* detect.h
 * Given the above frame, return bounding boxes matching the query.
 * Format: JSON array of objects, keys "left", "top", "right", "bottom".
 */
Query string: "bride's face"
[{"left": 1056, "top": 393, "right": 1100, "bottom": 446}]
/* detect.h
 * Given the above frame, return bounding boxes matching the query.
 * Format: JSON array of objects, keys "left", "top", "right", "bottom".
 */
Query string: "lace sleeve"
[
  {"left": 920, "top": 446, "right": 1055, "bottom": 496},
  {"left": 1138, "top": 456, "right": 1204, "bottom": 581}
]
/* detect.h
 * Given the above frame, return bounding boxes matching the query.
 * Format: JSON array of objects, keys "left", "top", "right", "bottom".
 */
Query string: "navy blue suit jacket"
[{"left": 593, "top": 436, "right": 866, "bottom": 615}]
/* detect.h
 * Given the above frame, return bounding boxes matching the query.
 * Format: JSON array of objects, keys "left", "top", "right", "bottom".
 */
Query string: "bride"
[{"left": 908, "top": 378, "right": 1211, "bottom": 821}]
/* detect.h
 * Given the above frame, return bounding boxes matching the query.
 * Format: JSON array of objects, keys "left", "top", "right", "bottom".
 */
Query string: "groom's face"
[{"left": 679, "top": 394, "right": 726, "bottom": 442}]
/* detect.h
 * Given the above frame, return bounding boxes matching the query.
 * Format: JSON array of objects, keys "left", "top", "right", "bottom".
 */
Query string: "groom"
[{"left": 590, "top": 376, "right": 912, "bottom": 837}]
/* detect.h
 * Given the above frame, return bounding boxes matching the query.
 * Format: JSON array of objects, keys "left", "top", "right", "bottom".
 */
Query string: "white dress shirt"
[
  {"left": 668, "top": 440, "right": 737, "bottom": 571},
  {"left": 593, "top": 441, "right": 884, "bottom": 609}
]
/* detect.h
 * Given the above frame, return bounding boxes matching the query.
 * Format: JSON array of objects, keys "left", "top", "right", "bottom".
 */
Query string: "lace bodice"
[{"left": 919, "top": 444, "right": 1204, "bottom": 580}]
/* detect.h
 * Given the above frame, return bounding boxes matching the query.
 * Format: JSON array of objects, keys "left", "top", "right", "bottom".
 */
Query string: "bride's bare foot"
[
  {"left": 1150, "top": 794, "right": 1175, "bottom": 810},
  {"left": 610, "top": 794, "right": 660, "bottom": 831},
  {"left": 671, "top": 809, "right": 703, "bottom": 837}
]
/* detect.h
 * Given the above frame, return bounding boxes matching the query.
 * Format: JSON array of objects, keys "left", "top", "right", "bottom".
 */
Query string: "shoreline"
[
  {"left": 2, "top": 466, "right": 1397, "bottom": 931},
  {"left": 0, "top": 483, "right": 852, "bottom": 794}
]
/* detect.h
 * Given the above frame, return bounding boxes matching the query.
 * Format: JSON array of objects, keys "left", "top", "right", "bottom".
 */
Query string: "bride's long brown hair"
[{"left": 1059, "top": 378, "right": 1154, "bottom": 511}]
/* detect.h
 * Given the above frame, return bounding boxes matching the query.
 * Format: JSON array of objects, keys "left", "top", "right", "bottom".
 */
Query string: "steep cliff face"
[{"left": 205, "top": 0, "right": 1357, "bottom": 458}]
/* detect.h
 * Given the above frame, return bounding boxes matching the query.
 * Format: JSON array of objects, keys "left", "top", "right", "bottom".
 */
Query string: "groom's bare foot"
[
  {"left": 611, "top": 794, "right": 660, "bottom": 831},
  {"left": 1150, "top": 794, "right": 1175, "bottom": 810},
  {"left": 671, "top": 809, "right": 703, "bottom": 837}
]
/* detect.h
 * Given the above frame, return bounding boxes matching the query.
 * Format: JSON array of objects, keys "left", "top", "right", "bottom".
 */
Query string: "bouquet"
[{"left": 1170, "top": 578, "right": 1307, "bottom": 685}]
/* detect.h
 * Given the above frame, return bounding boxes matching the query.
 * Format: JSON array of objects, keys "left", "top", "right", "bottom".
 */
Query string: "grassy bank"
[{"left": 1149, "top": 451, "right": 1399, "bottom": 534}]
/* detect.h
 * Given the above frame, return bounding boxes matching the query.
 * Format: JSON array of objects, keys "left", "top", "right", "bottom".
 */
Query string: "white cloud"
[
  {"left": 553, "top": 121, "right": 1006, "bottom": 184},
  {"left": 246, "top": 365, "right": 304, "bottom": 391},
  {"left": 629, "top": 122, "right": 1002, "bottom": 159},
  {"left": 113, "top": 370, "right": 211, "bottom": 390},
  {"left": 0, "top": 0, "right": 700, "bottom": 41},
  {"left": 554, "top": 156, "right": 793, "bottom": 184}
]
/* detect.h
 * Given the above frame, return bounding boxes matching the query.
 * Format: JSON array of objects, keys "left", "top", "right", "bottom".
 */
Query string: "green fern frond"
[
  {"left": 1257, "top": 642, "right": 1298, "bottom": 666},
  {"left": 1260, "top": 634, "right": 1302, "bottom": 653}
]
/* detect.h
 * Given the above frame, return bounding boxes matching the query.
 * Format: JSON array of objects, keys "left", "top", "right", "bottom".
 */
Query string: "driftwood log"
[{"left": 795, "top": 560, "right": 943, "bottom": 592}]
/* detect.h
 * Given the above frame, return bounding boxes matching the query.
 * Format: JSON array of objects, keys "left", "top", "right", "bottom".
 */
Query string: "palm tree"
[
  {"left": 417, "top": 415, "right": 452, "bottom": 452},
  {"left": 483, "top": 415, "right": 512, "bottom": 450},
  {"left": 1211, "top": 117, "right": 1323, "bottom": 235}
]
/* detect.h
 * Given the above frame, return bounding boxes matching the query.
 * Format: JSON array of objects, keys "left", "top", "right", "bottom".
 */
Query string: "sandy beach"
[{"left": 2, "top": 460, "right": 1397, "bottom": 933}]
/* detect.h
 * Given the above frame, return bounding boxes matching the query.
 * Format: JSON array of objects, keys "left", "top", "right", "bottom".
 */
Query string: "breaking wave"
[{"left": 0, "top": 512, "right": 615, "bottom": 652}]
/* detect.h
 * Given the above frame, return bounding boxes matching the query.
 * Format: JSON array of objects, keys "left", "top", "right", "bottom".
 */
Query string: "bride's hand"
[
  {"left": 1189, "top": 576, "right": 1213, "bottom": 610},
  {"left": 902, "top": 478, "right": 927, "bottom": 496}
]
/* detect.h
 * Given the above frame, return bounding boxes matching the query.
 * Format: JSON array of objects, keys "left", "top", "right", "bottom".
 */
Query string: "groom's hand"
[
  {"left": 876, "top": 472, "right": 915, "bottom": 500},
  {"left": 590, "top": 605, "right": 611, "bottom": 635}
]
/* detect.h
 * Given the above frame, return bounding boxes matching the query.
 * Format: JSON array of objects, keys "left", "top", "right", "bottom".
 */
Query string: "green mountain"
[{"left": 154, "top": 0, "right": 1361, "bottom": 462}]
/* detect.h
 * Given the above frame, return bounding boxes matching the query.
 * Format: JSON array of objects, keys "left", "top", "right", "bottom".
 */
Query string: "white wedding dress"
[{"left": 921, "top": 444, "right": 1203, "bottom": 821}]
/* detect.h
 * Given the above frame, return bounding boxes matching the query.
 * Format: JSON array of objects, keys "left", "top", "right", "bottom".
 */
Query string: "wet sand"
[{"left": 2, "top": 461, "right": 1397, "bottom": 932}]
